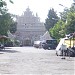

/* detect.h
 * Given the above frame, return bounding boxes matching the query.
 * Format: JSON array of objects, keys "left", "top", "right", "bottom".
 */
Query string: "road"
[{"left": 0, "top": 47, "right": 75, "bottom": 75}]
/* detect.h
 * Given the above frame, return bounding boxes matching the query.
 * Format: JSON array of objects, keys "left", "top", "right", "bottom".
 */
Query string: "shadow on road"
[
  {"left": 0, "top": 53, "right": 4, "bottom": 54},
  {"left": 0, "top": 49, "right": 19, "bottom": 53}
]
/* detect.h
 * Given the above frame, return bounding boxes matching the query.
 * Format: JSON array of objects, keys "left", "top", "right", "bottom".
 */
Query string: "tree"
[
  {"left": 44, "top": 8, "right": 59, "bottom": 31},
  {"left": 10, "top": 22, "right": 17, "bottom": 33},
  {"left": 0, "top": 0, "right": 17, "bottom": 36},
  {"left": 0, "top": 0, "right": 13, "bottom": 14},
  {"left": 62, "top": 6, "right": 75, "bottom": 34},
  {"left": 59, "top": 8, "right": 69, "bottom": 22},
  {"left": 0, "top": 0, "right": 13, "bottom": 7},
  {"left": 49, "top": 5, "right": 75, "bottom": 40},
  {"left": 0, "top": 0, "right": 7, "bottom": 7},
  {"left": 49, "top": 20, "right": 65, "bottom": 40},
  {"left": 70, "top": 4, "right": 75, "bottom": 12},
  {"left": 0, "top": 13, "right": 14, "bottom": 35},
  {"left": 65, "top": 12, "right": 75, "bottom": 34}
]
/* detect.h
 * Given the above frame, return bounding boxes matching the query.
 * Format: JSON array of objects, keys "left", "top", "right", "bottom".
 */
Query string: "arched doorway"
[{"left": 22, "top": 38, "right": 32, "bottom": 46}]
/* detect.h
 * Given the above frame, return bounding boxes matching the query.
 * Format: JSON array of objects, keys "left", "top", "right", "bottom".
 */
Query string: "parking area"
[{"left": 0, "top": 47, "right": 75, "bottom": 75}]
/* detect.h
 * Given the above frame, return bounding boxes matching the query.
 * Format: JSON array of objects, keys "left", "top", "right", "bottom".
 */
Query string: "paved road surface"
[{"left": 0, "top": 47, "right": 75, "bottom": 75}]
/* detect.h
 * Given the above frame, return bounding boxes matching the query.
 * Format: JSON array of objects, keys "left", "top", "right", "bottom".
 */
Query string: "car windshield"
[{"left": 46, "top": 40, "right": 57, "bottom": 44}]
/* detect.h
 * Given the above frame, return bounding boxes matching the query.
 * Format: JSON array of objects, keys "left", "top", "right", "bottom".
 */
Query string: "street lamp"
[
  {"left": 59, "top": 4, "right": 69, "bottom": 11},
  {"left": 59, "top": 4, "right": 67, "bottom": 8}
]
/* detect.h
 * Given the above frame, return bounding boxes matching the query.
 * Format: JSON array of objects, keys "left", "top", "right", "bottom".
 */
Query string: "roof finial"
[{"left": 26, "top": 6, "right": 30, "bottom": 11}]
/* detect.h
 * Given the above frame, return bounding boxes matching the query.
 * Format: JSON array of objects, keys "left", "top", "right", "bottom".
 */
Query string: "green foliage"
[
  {"left": 44, "top": 8, "right": 59, "bottom": 31},
  {"left": 0, "top": 0, "right": 7, "bottom": 15},
  {"left": 0, "top": 0, "right": 16, "bottom": 36},
  {"left": 0, "top": 0, "right": 13, "bottom": 14},
  {"left": 49, "top": 20, "right": 65, "bottom": 40},
  {"left": 70, "top": 4, "right": 75, "bottom": 12},
  {"left": 49, "top": 5, "right": 75, "bottom": 40},
  {"left": 59, "top": 8, "right": 69, "bottom": 22},
  {"left": 65, "top": 12, "right": 75, "bottom": 34},
  {"left": 5, "top": 39, "right": 13, "bottom": 47},
  {"left": 0, "top": 0, "right": 13, "bottom": 7},
  {"left": 14, "top": 40, "right": 20, "bottom": 46},
  {"left": 0, "top": 0, "right": 7, "bottom": 7},
  {"left": 0, "top": 13, "right": 12, "bottom": 35},
  {"left": 0, "top": 13, "right": 17, "bottom": 35},
  {"left": 10, "top": 22, "right": 17, "bottom": 33}
]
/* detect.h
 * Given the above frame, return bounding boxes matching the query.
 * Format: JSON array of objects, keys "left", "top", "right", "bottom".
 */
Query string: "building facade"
[{"left": 15, "top": 7, "right": 46, "bottom": 46}]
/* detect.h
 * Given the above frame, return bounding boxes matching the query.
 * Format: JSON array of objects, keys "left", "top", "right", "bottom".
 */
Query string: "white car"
[{"left": 33, "top": 41, "right": 42, "bottom": 48}]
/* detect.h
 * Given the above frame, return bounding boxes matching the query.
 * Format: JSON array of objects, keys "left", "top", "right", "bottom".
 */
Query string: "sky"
[{"left": 7, "top": 0, "right": 74, "bottom": 22}]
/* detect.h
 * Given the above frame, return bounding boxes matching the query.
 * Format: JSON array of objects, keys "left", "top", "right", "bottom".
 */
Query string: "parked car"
[
  {"left": 42, "top": 39, "right": 58, "bottom": 50},
  {"left": 33, "top": 41, "right": 42, "bottom": 48}
]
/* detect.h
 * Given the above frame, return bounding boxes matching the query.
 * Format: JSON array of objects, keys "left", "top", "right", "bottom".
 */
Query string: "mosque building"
[{"left": 15, "top": 7, "right": 46, "bottom": 46}]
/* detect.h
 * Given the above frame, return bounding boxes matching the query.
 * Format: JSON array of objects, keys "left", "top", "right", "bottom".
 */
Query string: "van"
[{"left": 42, "top": 39, "right": 57, "bottom": 50}]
